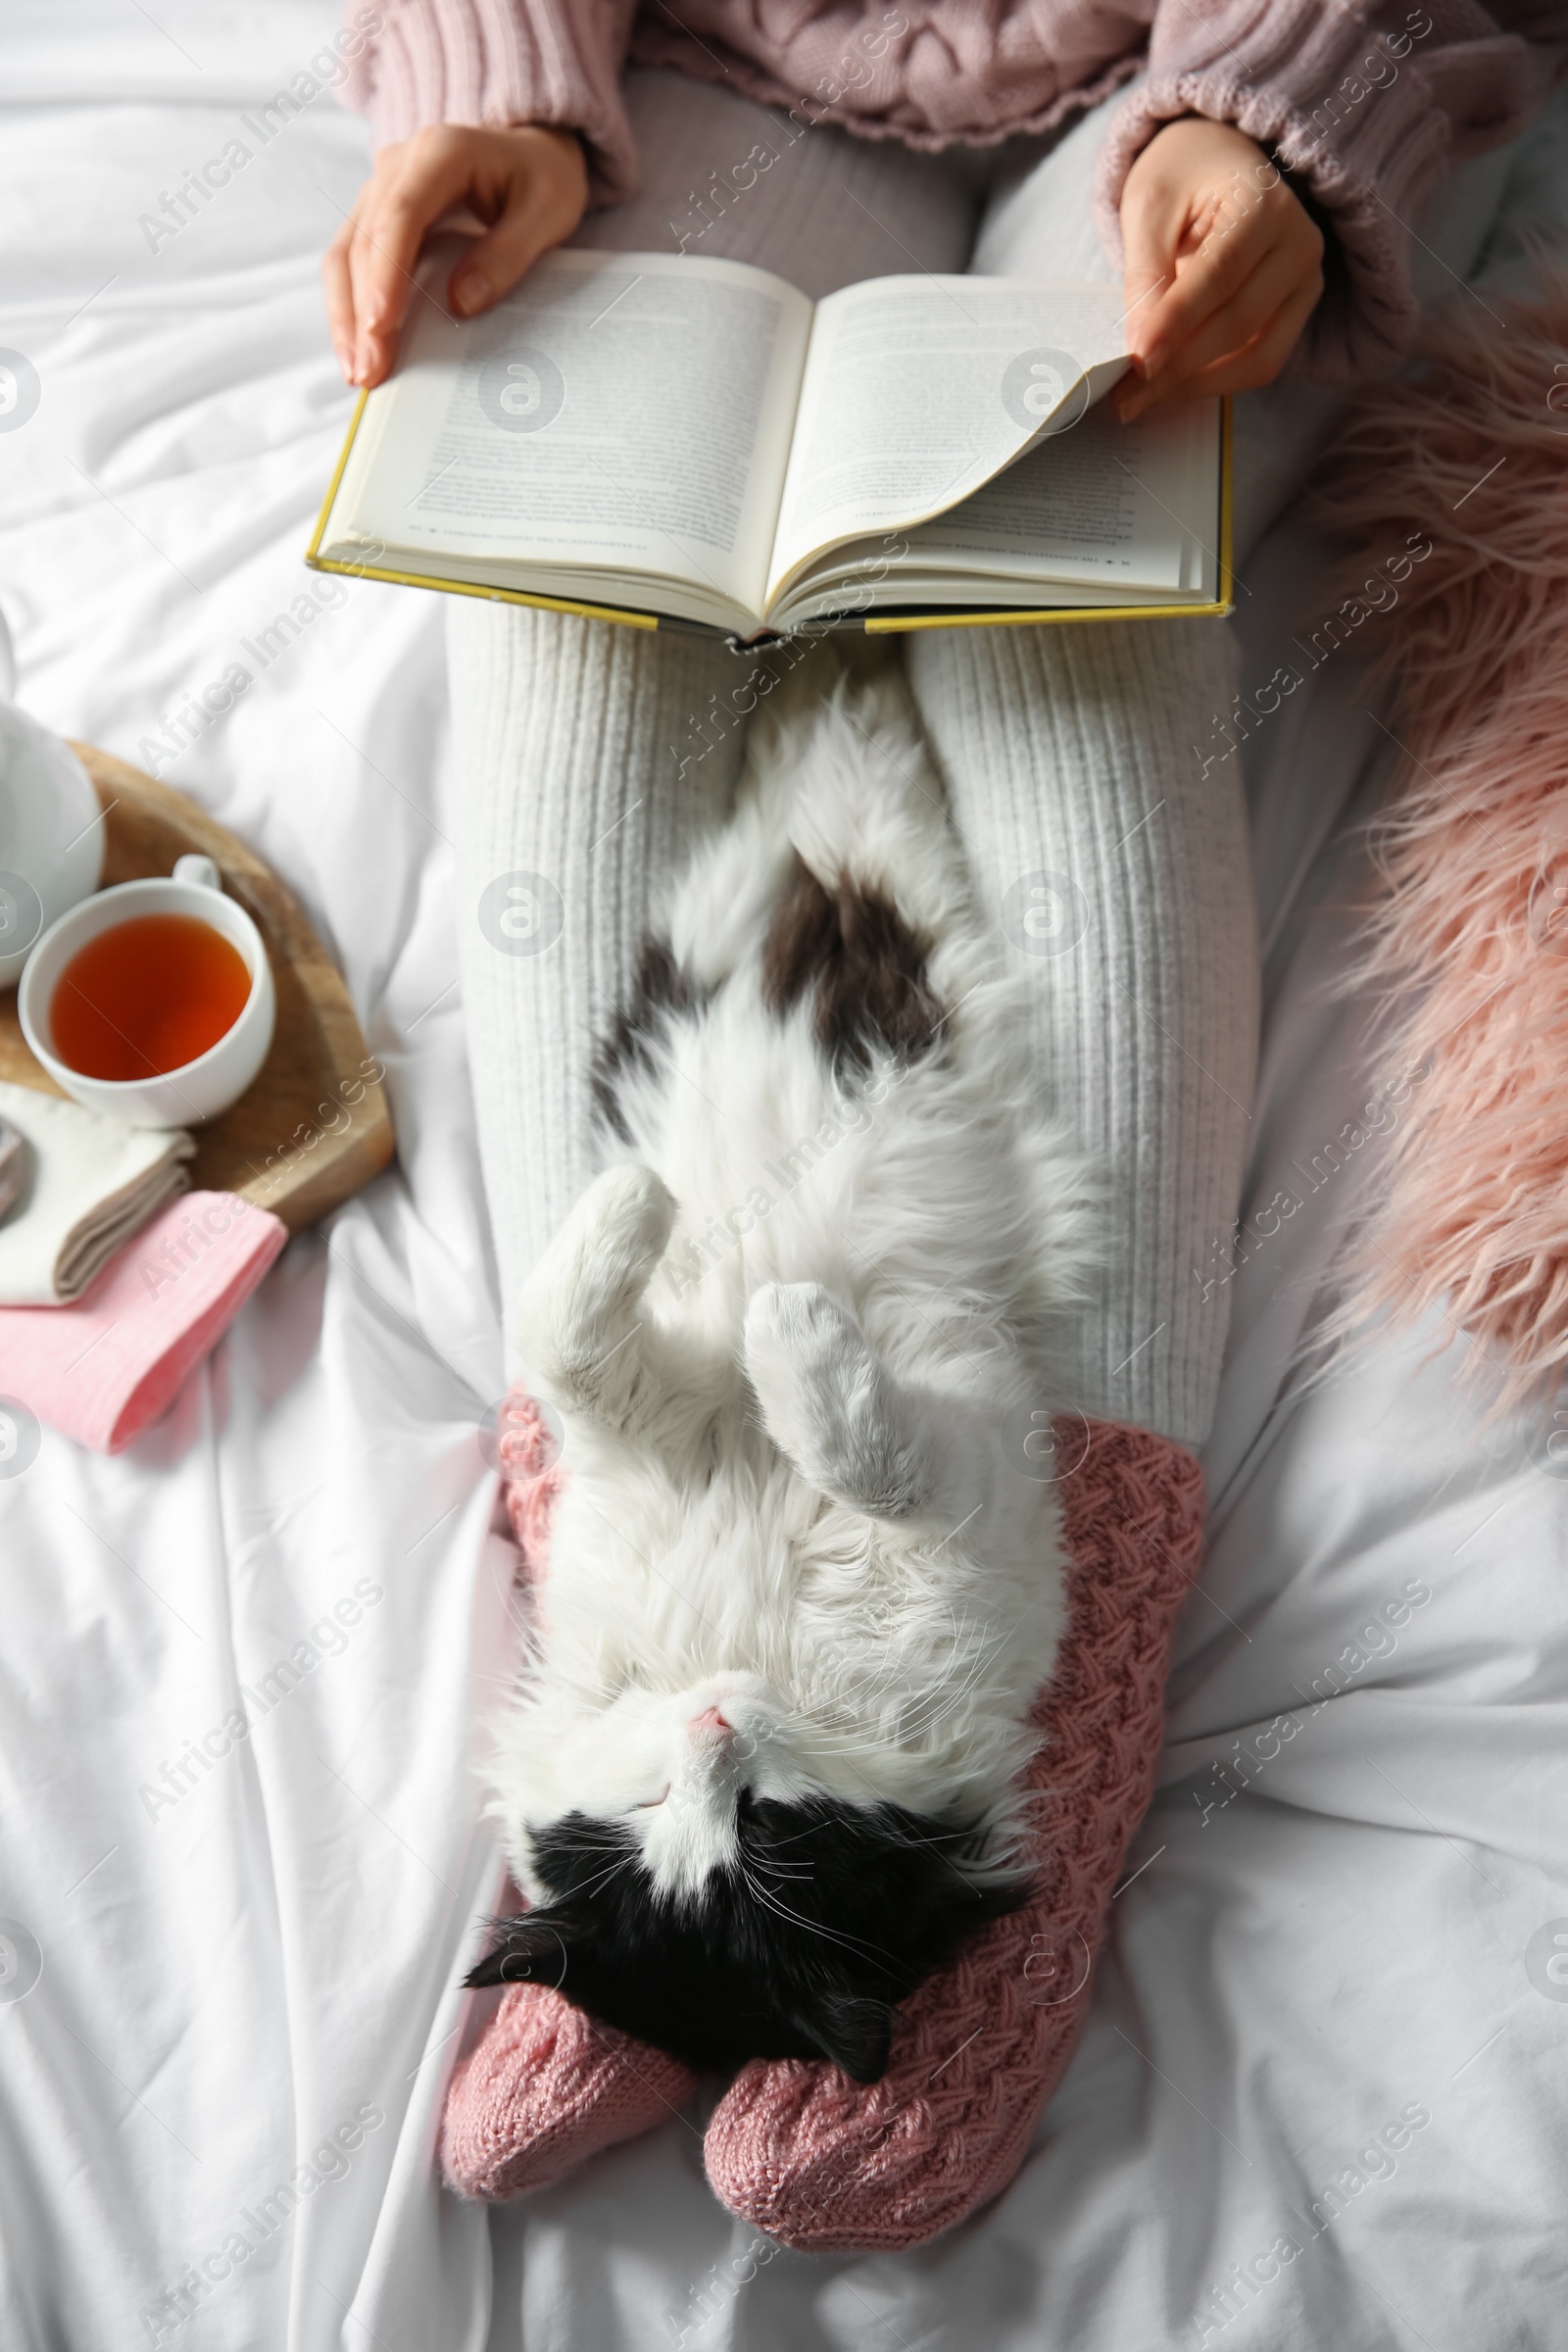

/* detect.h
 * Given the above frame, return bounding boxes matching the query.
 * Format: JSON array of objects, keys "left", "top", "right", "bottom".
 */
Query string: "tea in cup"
[{"left": 19, "top": 856, "right": 276, "bottom": 1127}]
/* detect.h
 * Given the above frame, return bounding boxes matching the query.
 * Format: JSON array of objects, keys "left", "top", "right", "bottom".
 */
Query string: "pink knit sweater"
[{"left": 341, "top": 1, "right": 1564, "bottom": 375}]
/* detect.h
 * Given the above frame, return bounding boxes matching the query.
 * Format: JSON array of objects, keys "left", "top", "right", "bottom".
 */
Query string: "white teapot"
[{"left": 0, "top": 614, "right": 104, "bottom": 988}]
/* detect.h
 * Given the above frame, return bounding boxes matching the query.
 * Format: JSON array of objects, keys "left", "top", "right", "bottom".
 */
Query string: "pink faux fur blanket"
[{"left": 1305, "top": 269, "right": 1568, "bottom": 1403}]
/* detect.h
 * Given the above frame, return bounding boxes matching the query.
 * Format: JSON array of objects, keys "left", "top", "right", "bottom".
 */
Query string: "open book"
[{"left": 308, "top": 246, "right": 1230, "bottom": 639}]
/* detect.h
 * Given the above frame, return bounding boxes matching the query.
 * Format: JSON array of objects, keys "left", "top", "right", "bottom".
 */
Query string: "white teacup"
[
  {"left": 0, "top": 702, "right": 105, "bottom": 987},
  {"left": 19, "top": 855, "right": 276, "bottom": 1128}
]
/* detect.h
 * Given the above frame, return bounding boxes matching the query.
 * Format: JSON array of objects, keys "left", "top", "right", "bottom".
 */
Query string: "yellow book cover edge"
[{"left": 306, "top": 393, "right": 1232, "bottom": 638}]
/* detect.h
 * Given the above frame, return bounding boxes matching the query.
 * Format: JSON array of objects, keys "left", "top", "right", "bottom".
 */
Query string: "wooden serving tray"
[{"left": 0, "top": 746, "right": 395, "bottom": 1234}]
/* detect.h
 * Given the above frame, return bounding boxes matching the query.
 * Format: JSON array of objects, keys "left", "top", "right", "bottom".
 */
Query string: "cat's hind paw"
[{"left": 744, "top": 1280, "right": 923, "bottom": 1519}]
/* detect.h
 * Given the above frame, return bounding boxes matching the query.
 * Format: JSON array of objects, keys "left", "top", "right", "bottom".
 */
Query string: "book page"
[
  {"left": 770, "top": 396, "right": 1221, "bottom": 627},
  {"left": 897, "top": 397, "right": 1216, "bottom": 589},
  {"left": 764, "top": 276, "right": 1129, "bottom": 607},
  {"left": 326, "top": 247, "right": 813, "bottom": 623}
]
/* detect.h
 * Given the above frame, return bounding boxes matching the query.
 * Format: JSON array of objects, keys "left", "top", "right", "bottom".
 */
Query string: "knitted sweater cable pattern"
[
  {"left": 338, "top": 0, "right": 1564, "bottom": 377},
  {"left": 443, "top": 1404, "right": 1203, "bottom": 2251}
]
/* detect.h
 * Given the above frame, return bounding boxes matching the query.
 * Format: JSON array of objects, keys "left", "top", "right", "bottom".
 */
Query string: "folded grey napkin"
[{"left": 0, "top": 1081, "right": 195, "bottom": 1304}]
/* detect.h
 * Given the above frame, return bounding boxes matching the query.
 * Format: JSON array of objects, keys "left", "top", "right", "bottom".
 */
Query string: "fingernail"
[
  {"left": 1115, "top": 386, "right": 1151, "bottom": 422},
  {"left": 1136, "top": 343, "right": 1168, "bottom": 381},
  {"left": 334, "top": 344, "right": 353, "bottom": 383},
  {"left": 453, "top": 272, "right": 485, "bottom": 317}
]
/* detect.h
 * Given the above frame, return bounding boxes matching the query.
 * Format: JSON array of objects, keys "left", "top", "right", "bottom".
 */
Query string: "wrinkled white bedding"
[{"left": 1, "top": 9, "right": 1565, "bottom": 2346}]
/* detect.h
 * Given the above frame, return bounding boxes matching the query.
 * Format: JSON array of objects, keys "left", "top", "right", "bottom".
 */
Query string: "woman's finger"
[
  {"left": 1119, "top": 174, "right": 1181, "bottom": 368},
  {"left": 1127, "top": 273, "right": 1326, "bottom": 410},
  {"left": 449, "top": 140, "right": 587, "bottom": 318},
  {"left": 447, "top": 195, "right": 561, "bottom": 318},
  {"left": 343, "top": 161, "right": 400, "bottom": 385},
  {"left": 350, "top": 133, "right": 476, "bottom": 382},
  {"left": 1203, "top": 275, "right": 1327, "bottom": 393},
  {"left": 1128, "top": 187, "right": 1285, "bottom": 378},
  {"left": 1160, "top": 241, "right": 1322, "bottom": 388},
  {"left": 320, "top": 217, "right": 359, "bottom": 382}
]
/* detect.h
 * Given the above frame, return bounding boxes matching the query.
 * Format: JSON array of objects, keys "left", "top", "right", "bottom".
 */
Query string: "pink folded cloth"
[{"left": 0, "top": 1190, "right": 287, "bottom": 1453}]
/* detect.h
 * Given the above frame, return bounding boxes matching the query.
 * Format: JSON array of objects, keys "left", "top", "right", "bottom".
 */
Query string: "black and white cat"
[{"left": 468, "top": 656, "right": 1095, "bottom": 2082}]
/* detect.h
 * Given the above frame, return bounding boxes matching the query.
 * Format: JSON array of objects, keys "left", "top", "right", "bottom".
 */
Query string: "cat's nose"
[{"left": 689, "top": 1703, "right": 733, "bottom": 1744}]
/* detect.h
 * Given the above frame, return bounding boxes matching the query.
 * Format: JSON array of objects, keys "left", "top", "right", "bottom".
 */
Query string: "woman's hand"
[
  {"left": 322, "top": 122, "right": 589, "bottom": 388},
  {"left": 1112, "top": 118, "right": 1325, "bottom": 420}
]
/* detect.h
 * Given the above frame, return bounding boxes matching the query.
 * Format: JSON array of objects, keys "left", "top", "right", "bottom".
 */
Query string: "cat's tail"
[
  {"left": 662, "top": 643, "right": 980, "bottom": 988},
  {"left": 758, "top": 648, "right": 978, "bottom": 953}
]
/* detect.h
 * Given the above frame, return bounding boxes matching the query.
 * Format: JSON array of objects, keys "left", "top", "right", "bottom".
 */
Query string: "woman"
[
  {"left": 316, "top": 0, "right": 1558, "bottom": 2230},
  {"left": 323, "top": 2, "right": 1552, "bottom": 1460}
]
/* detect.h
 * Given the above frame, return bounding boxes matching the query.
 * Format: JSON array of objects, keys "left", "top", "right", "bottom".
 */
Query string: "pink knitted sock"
[
  {"left": 442, "top": 1982, "right": 698, "bottom": 2200},
  {"left": 492, "top": 1390, "right": 564, "bottom": 1565},
  {"left": 703, "top": 1419, "right": 1201, "bottom": 2250},
  {"left": 447, "top": 1403, "right": 1200, "bottom": 2225}
]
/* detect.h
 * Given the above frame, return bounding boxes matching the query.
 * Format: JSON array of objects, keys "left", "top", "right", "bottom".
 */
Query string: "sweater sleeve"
[
  {"left": 337, "top": 0, "right": 640, "bottom": 205},
  {"left": 1093, "top": 0, "right": 1568, "bottom": 379}
]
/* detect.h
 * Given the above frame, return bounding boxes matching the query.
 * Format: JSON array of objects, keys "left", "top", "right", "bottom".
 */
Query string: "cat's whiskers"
[
  {"left": 735, "top": 1860, "right": 894, "bottom": 1969},
  {"left": 889, "top": 1613, "right": 1013, "bottom": 1740}
]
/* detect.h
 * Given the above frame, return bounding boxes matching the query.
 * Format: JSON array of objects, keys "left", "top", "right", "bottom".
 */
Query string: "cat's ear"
[
  {"left": 464, "top": 1911, "right": 580, "bottom": 1993},
  {"left": 791, "top": 1988, "right": 894, "bottom": 2083}
]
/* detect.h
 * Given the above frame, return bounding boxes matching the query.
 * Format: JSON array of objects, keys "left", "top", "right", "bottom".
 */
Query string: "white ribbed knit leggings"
[{"left": 449, "top": 73, "right": 1294, "bottom": 1451}]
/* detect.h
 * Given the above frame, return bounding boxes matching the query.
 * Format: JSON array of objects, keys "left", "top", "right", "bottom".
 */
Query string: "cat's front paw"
[
  {"left": 744, "top": 1282, "right": 920, "bottom": 1518},
  {"left": 519, "top": 1161, "right": 676, "bottom": 1417},
  {"left": 586, "top": 1159, "right": 678, "bottom": 1279}
]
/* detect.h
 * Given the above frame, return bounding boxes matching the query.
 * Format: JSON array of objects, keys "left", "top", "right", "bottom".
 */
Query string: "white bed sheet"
[{"left": 0, "top": 12, "right": 1564, "bottom": 2348}]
